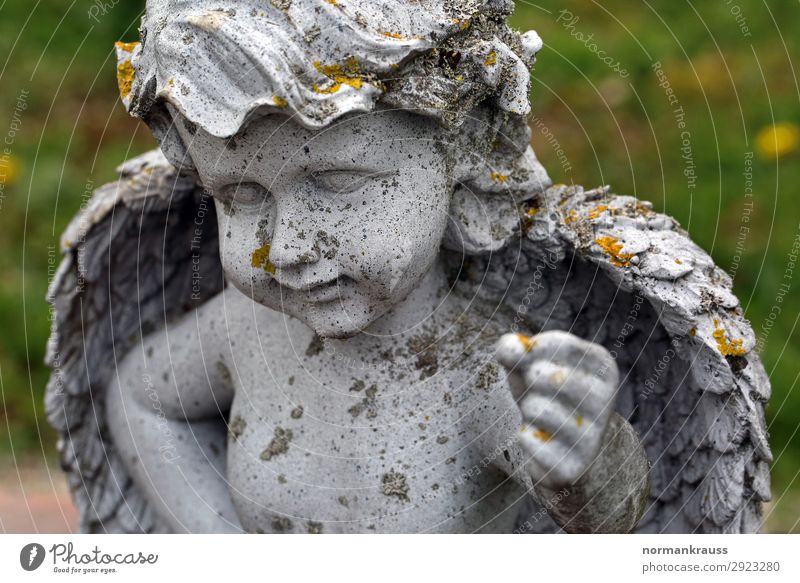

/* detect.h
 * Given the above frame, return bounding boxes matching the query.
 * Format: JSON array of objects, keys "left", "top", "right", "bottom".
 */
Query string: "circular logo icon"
[{"left": 20, "top": 543, "right": 46, "bottom": 571}]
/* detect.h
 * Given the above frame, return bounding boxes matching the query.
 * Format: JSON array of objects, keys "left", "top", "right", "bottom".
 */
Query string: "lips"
[{"left": 276, "top": 276, "right": 344, "bottom": 302}]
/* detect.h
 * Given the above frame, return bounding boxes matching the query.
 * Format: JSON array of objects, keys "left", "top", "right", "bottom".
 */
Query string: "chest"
[{"left": 223, "top": 328, "right": 526, "bottom": 533}]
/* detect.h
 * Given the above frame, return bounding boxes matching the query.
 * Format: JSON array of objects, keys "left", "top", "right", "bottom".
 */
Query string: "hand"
[{"left": 495, "top": 330, "right": 619, "bottom": 488}]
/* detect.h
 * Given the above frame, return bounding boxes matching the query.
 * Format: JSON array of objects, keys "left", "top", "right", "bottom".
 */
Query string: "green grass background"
[{"left": 0, "top": 0, "right": 798, "bottom": 530}]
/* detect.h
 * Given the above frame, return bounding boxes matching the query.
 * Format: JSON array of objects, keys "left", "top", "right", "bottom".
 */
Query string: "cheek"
[
  {"left": 341, "top": 172, "right": 449, "bottom": 293},
  {"left": 215, "top": 202, "right": 271, "bottom": 291}
]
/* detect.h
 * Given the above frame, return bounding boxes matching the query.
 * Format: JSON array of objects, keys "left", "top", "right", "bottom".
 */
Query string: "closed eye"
[
  {"left": 314, "top": 170, "right": 385, "bottom": 194},
  {"left": 216, "top": 182, "right": 271, "bottom": 207}
]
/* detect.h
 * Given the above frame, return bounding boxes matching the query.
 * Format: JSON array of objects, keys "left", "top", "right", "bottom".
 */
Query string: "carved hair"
[{"left": 116, "top": 0, "right": 551, "bottom": 253}]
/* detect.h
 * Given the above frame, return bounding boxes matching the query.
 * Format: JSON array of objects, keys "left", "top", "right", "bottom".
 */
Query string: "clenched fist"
[{"left": 496, "top": 330, "right": 620, "bottom": 489}]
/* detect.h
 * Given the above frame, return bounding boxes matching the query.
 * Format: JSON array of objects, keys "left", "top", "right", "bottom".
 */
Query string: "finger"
[
  {"left": 517, "top": 427, "right": 586, "bottom": 485},
  {"left": 516, "top": 330, "right": 618, "bottom": 380},
  {"left": 522, "top": 360, "right": 617, "bottom": 416},
  {"left": 518, "top": 392, "right": 598, "bottom": 447},
  {"left": 495, "top": 333, "right": 535, "bottom": 372}
]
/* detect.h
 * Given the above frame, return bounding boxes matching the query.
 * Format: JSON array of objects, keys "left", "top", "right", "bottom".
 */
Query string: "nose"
[{"left": 267, "top": 206, "right": 321, "bottom": 269}]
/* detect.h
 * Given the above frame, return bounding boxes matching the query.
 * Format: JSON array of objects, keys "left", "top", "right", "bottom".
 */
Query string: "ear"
[{"left": 442, "top": 182, "right": 527, "bottom": 254}]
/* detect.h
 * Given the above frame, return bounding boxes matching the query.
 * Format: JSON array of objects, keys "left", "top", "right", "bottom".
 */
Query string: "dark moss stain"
[
  {"left": 216, "top": 361, "right": 233, "bottom": 385},
  {"left": 348, "top": 384, "right": 378, "bottom": 418},
  {"left": 407, "top": 333, "right": 439, "bottom": 380},
  {"left": 307, "top": 521, "right": 323, "bottom": 534},
  {"left": 306, "top": 334, "right": 324, "bottom": 356},
  {"left": 228, "top": 415, "right": 246, "bottom": 441},
  {"left": 476, "top": 362, "right": 499, "bottom": 390},
  {"left": 260, "top": 427, "right": 293, "bottom": 461},
  {"left": 271, "top": 516, "right": 292, "bottom": 532},
  {"left": 290, "top": 405, "right": 304, "bottom": 419},
  {"left": 382, "top": 470, "right": 409, "bottom": 501}
]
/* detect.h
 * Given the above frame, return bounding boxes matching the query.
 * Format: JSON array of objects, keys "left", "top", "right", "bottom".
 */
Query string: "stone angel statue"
[{"left": 45, "top": 0, "right": 771, "bottom": 534}]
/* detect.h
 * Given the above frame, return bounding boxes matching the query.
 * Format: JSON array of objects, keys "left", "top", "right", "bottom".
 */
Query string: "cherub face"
[{"left": 176, "top": 109, "right": 451, "bottom": 337}]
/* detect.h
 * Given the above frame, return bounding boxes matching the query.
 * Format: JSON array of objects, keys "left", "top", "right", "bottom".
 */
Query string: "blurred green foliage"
[{"left": 0, "top": 0, "right": 798, "bottom": 529}]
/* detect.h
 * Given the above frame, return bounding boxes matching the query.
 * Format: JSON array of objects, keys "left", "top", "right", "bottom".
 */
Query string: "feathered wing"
[
  {"left": 45, "top": 150, "right": 223, "bottom": 533},
  {"left": 459, "top": 184, "right": 771, "bottom": 533}
]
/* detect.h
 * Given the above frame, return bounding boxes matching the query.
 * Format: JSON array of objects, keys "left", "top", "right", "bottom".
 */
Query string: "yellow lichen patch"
[
  {"left": 382, "top": 31, "right": 405, "bottom": 39},
  {"left": 595, "top": 235, "right": 634, "bottom": 267},
  {"left": 490, "top": 172, "right": 508, "bottom": 183},
  {"left": 712, "top": 319, "right": 746, "bottom": 356},
  {"left": 453, "top": 19, "right": 471, "bottom": 30},
  {"left": 516, "top": 334, "right": 537, "bottom": 353},
  {"left": 575, "top": 415, "right": 584, "bottom": 428},
  {"left": 484, "top": 49, "right": 497, "bottom": 66},
  {"left": 526, "top": 206, "right": 542, "bottom": 217},
  {"left": 114, "top": 40, "right": 140, "bottom": 53},
  {"left": 532, "top": 429, "right": 552, "bottom": 442},
  {"left": 116, "top": 60, "right": 135, "bottom": 98},
  {"left": 251, "top": 244, "right": 276, "bottom": 274},
  {"left": 272, "top": 95, "right": 288, "bottom": 108},
  {"left": 689, "top": 327, "right": 697, "bottom": 337},
  {"left": 634, "top": 201, "right": 654, "bottom": 216},
  {"left": 587, "top": 205, "right": 608, "bottom": 220},
  {"left": 675, "top": 258, "right": 683, "bottom": 264},
  {"left": 312, "top": 59, "right": 364, "bottom": 94},
  {"left": 563, "top": 210, "right": 579, "bottom": 225},
  {"left": 324, "top": 0, "right": 338, "bottom": 4}
]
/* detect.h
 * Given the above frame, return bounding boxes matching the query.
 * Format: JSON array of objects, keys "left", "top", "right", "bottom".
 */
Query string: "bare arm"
[
  {"left": 107, "top": 292, "right": 242, "bottom": 533},
  {"left": 496, "top": 331, "right": 650, "bottom": 533}
]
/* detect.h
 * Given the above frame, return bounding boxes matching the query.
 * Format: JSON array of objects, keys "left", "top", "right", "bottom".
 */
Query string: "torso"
[{"left": 213, "top": 287, "right": 531, "bottom": 533}]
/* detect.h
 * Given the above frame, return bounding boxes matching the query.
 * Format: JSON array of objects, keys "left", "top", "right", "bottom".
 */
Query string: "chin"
[{"left": 302, "top": 297, "right": 389, "bottom": 339}]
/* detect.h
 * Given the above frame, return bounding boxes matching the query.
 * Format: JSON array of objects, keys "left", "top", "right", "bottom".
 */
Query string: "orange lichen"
[
  {"left": 526, "top": 206, "right": 542, "bottom": 217},
  {"left": 563, "top": 210, "right": 579, "bottom": 225},
  {"left": 382, "top": 31, "right": 405, "bottom": 39},
  {"left": 712, "top": 319, "right": 746, "bottom": 356},
  {"left": 312, "top": 58, "right": 364, "bottom": 94},
  {"left": 587, "top": 205, "right": 608, "bottom": 220},
  {"left": 272, "top": 95, "right": 288, "bottom": 107},
  {"left": 516, "top": 334, "right": 537, "bottom": 353},
  {"left": 116, "top": 60, "right": 135, "bottom": 98},
  {"left": 595, "top": 235, "right": 634, "bottom": 267},
  {"left": 484, "top": 49, "right": 497, "bottom": 66},
  {"left": 490, "top": 172, "right": 508, "bottom": 183},
  {"left": 251, "top": 244, "right": 276, "bottom": 274},
  {"left": 324, "top": 0, "right": 338, "bottom": 5},
  {"left": 575, "top": 415, "right": 584, "bottom": 428},
  {"left": 532, "top": 429, "right": 552, "bottom": 442},
  {"left": 114, "top": 40, "right": 140, "bottom": 52}
]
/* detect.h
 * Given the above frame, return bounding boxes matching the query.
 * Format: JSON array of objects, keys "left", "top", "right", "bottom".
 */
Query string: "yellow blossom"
[{"left": 756, "top": 122, "right": 799, "bottom": 159}]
